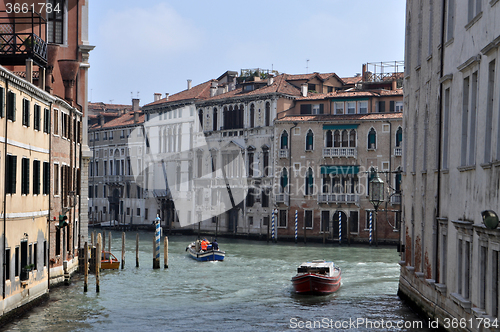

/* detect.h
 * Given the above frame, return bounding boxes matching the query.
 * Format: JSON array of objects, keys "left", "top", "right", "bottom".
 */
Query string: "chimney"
[
  {"left": 134, "top": 112, "right": 139, "bottom": 123},
  {"left": 132, "top": 98, "right": 140, "bottom": 112},
  {"left": 154, "top": 93, "right": 162, "bottom": 102},
  {"left": 267, "top": 76, "right": 274, "bottom": 86},
  {"left": 45, "top": 44, "right": 59, "bottom": 93},
  {"left": 58, "top": 59, "right": 80, "bottom": 104},
  {"left": 165, "top": 93, "right": 169, "bottom": 101},
  {"left": 210, "top": 81, "right": 217, "bottom": 97},
  {"left": 301, "top": 83, "right": 308, "bottom": 97},
  {"left": 362, "top": 63, "right": 367, "bottom": 81},
  {"left": 392, "top": 79, "right": 397, "bottom": 90},
  {"left": 187, "top": 79, "right": 192, "bottom": 90},
  {"left": 25, "top": 59, "right": 33, "bottom": 84},
  {"left": 217, "top": 85, "right": 224, "bottom": 96}
]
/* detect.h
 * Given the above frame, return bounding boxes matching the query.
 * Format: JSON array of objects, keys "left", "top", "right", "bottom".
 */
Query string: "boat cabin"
[{"left": 297, "top": 260, "right": 335, "bottom": 277}]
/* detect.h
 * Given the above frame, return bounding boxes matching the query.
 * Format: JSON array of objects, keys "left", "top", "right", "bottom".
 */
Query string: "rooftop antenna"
[
  {"left": 137, "top": 91, "right": 140, "bottom": 99},
  {"left": 306, "top": 59, "right": 310, "bottom": 74},
  {"left": 109, "top": 99, "right": 113, "bottom": 104}
]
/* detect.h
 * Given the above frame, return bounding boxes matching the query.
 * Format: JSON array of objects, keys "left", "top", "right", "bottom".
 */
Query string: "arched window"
[
  {"left": 395, "top": 167, "right": 402, "bottom": 192},
  {"left": 265, "top": 102, "right": 271, "bottom": 126},
  {"left": 368, "top": 128, "right": 377, "bottom": 149},
  {"left": 349, "top": 129, "right": 356, "bottom": 147},
  {"left": 334, "top": 130, "right": 341, "bottom": 147},
  {"left": 213, "top": 107, "right": 218, "bottom": 131},
  {"left": 325, "top": 130, "right": 333, "bottom": 147},
  {"left": 280, "top": 168, "right": 288, "bottom": 192},
  {"left": 239, "top": 104, "right": 244, "bottom": 128},
  {"left": 305, "top": 167, "right": 314, "bottom": 195},
  {"left": 250, "top": 104, "right": 255, "bottom": 128},
  {"left": 228, "top": 105, "right": 234, "bottom": 129},
  {"left": 223, "top": 106, "right": 228, "bottom": 130},
  {"left": 280, "top": 130, "right": 288, "bottom": 149},
  {"left": 396, "top": 127, "right": 403, "bottom": 147},
  {"left": 306, "top": 129, "right": 314, "bottom": 151},
  {"left": 342, "top": 130, "right": 348, "bottom": 147},
  {"left": 198, "top": 109, "right": 203, "bottom": 129}
]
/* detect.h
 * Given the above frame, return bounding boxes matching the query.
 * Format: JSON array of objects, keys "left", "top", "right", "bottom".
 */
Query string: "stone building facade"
[{"left": 400, "top": 1, "right": 500, "bottom": 330}]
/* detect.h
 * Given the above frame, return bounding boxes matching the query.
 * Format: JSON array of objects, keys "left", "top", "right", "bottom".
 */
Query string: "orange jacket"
[{"left": 201, "top": 240, "right": 208, "bottom": 250}]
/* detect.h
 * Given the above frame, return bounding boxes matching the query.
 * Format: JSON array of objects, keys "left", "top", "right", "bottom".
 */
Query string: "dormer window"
[{"left": 244, "top": 85, "right": 254, "bottom": 92}]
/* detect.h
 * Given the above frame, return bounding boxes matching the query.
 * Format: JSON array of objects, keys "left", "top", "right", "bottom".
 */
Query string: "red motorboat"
[{"left": 292, "top": 260, "right": 341, "bottom": 295}]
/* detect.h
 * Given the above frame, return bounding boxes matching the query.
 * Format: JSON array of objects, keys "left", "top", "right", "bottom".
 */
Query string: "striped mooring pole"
[
  {"left": 369, "top": 211, "right": 373, "bottom": 245},
  {"left": 339, "top": 212, "right": 342, "bottom": 244},
  {"left": 294, "top": 210, "right": 298, "bottom": 243},
  {"left": 154, "top": 215, "right": 161, "bottom": 268},
  {"left": 271, "top": 210, "right": 275, "bottom": 242}
]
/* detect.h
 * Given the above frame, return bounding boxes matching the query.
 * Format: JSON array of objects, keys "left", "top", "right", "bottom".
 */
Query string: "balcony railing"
[
  {"left": 394, "top": 147, "right": 402, "bottom": 156},
  {"left": 318, "top": 193, "right": 359, "bottom": 204},
  {"left": 0, "top": 11, "right": 48, "bottom": 67},
  {"left": 390, "top": 194, "right": 401, "bottom": 204},
  {"left": 279, "top": 149, "right": 289, "bottom": 158},
  {"left": 275, "top": 193, "right": 288, "bottom": 203},
  {"left": 322, "top": 147, "right": 357, "bottom": 158}
]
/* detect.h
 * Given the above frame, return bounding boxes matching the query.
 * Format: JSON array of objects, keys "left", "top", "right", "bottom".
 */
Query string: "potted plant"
[{"left": 20, "top": 264, "right": 34, "bottom": 281}]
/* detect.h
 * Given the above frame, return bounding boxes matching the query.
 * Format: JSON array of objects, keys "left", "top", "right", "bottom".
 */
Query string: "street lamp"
[
  {"left": 368, "top": 170, "right": 384, "bottom": 246},
  {"left": 369, "top": 172, "right": 384, "bottom": 212},
  {"left": 481, "top": 210, "right": 499, "bottom": 229}
]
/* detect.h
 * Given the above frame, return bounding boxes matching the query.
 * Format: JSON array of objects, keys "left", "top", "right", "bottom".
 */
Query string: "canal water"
[{"left": 4, "top": 232, "right": 432, "bottom": 331}]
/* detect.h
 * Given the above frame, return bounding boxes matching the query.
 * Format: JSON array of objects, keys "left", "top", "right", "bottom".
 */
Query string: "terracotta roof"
[
  {"left": 88, "top": 102, "right": 133, "bottom": 112},
  {"left": 296, "top": 88, "right": 403, "bottom": 101},
  {"left": 341, "top": 76, "right": 363, "bottom": 84},
  {"left": 203, "top": 74, "right": 301, "bottom": 101},
  {"left": 276, "top": 112, "right": 403, "bottom": 122},
  {"left": 144, "top": 80, "right": 215, "bottom": 107},
  {"left": 285, "top": 72, "right": 338, "bottom": 82},
  {"left": 90, "top": 111, "right": 145, "bottom": 130}
]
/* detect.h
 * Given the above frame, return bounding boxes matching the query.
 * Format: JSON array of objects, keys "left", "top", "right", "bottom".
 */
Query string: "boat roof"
[{"left": 299, "top": 260, "right": 334, "bottom": 268}]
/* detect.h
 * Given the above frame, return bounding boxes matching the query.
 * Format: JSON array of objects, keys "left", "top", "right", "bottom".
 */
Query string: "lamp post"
[{"left": 369, "top": 171, "right": 384, "bottom": 246}]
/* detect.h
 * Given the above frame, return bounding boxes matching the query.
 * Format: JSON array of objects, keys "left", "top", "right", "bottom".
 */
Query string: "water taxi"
[
  {"left": 291, "top": 260, "right": 341, "bottom": 295},
  {"left": 101, "top": 251, "right": 120, "bottom": 269},
  {"left": 186, "top": 240, "right": 225, "bottom": 261}
]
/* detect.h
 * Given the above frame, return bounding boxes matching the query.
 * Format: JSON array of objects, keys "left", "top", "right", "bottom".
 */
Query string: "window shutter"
[
  {"left": 7, "top": 91, "right": 15, "bottom": 121},
  {"left": 319, "top": 104, "right": 324, "bottom": 114},
  {"left": 390, "top": 101, "right": 395, "bottom": 112},
  {"left": 43, "top": 162, "right": 49, "bottom": 195},
  {"left": 378, "top": 101, "right": 385, "bottom": 113},
  {"left": 281, "top": 133, "right": 288, "bottom": 148},
  {"left": 0, "top": 87, "right": 4, "bottom": 118}
]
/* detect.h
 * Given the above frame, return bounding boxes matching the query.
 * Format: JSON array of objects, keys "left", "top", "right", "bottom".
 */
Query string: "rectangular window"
[
  {"left": 47, "top": 0, "right": 64, "bottom": 44},
  {"left": 109, "top": 130, "right": 113, "bottom": 140},
  {"left": 22, "top": 99, "right": 30, "bottom": 127},
  {"left": 492, "top": 250, "right": 499, "bottom": 317},
  {"left": 54, "top": 164, "right": 59, "bottom": 195},
  {"left": 103, "top": 131, "right": 107, "bottom": 140},
  {"left": 468, "top": 0, "right": 482, "bottom": 22},
  {"left": 308, "top": 83, "right": 316, "bottom": 92},
  {"left": 5, "top": 248, "right": 10, "bottom": 280},
  {"left": 104, "top": 161, "right": 107, "bottom": 176},
  {"left": 33, "top": 104, "right": 41, "bottom": 131},
  {"left": 395, "top": 101, "right": 403, "bottom": 112},
  {"left": 350, "top": 211, "right": 359, "bottom": 233},
  {"left": 358, "top": 101, "right": 368, "bottom": 114},
  {"left": 15, "top": 247, "right": 19, "bottom": 277},
  {"left": 377, "top": 101, "right": 386, "bottom": 113},
  {"left": 137, "top": 208, "right": 140, "bottom": 216},
  {"left": 127, "top": 207, "right": 130, "bottom": 216},
  {"left": 261, "top": 188, "right": 269, "bottom": 207},
  {"left": 53, "top": 109, "right": 59, "bottom": 135},
  {"left": 33, "top": 243, "right": 37, "bottom": 270},
  {"left": 145, "top": 209, "right": 148, "bottom": 220},
  {"left": 312, "top": 104, "right": 324, "bottom": 115},
  {"left": 0, "top": 86, "right": 4, "bottom": 118},
  {"left": 461, "top": 76, "right": 470, "bottom": 166},
  {"left": 6, "top": 155, "right": 17, "bottom": 194},
  {"left": 21, "top": 158, "right": 30, "bottom": 195},
  {"left": 55, "top": 227, "right": 60, "bottom": 255},
  {"left": 33, "top": 160, "right": 40, "bottom": 195},
  {"left": 279, "top": 210, "right": 287, "bottom": 228},
  {"left": 347, "top": 102, "right": 356, "bottom": 114},
  {"left": 44, "top": 241, "right": 47, "bottom": 267},
  {"left": 446, "top": 0, "right": 455, "bottom": 42},
  {"left": 263, "top": 216, "right": 269, "bottom": 226},
  {"left": 468, "top": 72, "right": 478, "bottom": 165},
  {"left": 334, "top": 102, "right": 344, "bottom": 115},
  {"left": 43, "top": 108, "right": 50, "bottom": 133},
  {"left": 7, "top": 91, "right": 16, "bottom": 121},
  {"left": 479, "top": 245, "right": 487, "bottom": 309},
  {"left": 321, "top": 211, "right": 329, "bottom": 232},
  {"left": 486, "top": 60, "right": 495, "bottom": 163},
  {"left": 305, "top": 210, "right": 313, "bottom": 229},
  {"left": 443, "top": 88, "right": 450, "bottom": 169},
  {"left": 249, "top": 216, "right": 253, "bottom": 225}
]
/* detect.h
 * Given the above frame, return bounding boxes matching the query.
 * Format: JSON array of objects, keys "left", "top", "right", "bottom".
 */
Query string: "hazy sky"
[{"left": 88, "top": 0, "right": 406, "bottom": 106}]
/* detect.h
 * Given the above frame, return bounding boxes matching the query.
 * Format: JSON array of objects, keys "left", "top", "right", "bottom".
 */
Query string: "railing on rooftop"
[{"left": 0, "top": 10, "right": 47, "bottom": 67}]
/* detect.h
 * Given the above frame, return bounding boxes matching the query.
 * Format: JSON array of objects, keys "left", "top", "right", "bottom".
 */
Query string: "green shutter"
[
  {"left": 323, "top": 124, "right": 359, "bottom": 130},
  {"left": 0, "top": 87, "right": 4, "bottom": 118},
  {"left": 281, "top": 132, "right": 288, "bottom": 148}
]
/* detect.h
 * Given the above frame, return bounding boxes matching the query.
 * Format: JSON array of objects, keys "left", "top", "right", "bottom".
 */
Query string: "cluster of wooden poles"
[{"left": 82, "top": 231, "right": 169, "bottom": 293}]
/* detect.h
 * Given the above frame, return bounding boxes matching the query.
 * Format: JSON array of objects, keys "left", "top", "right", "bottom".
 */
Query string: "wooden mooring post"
[
  {"left": 96, "top": 234, "right": 101, "bottom": 293},
  {"left": 164, "top": 236, "right": 168, "bottom": 269},
  {"left": 108, "top": 231, "right": 112, "bottom": 253},
  {"left": 136, "top": 233, "right": 139, "bottom": 268},
  {"left": 84, "top": 242, "right": 88, "bottom": 292},
  {"left": 102, "top": 232, "right": 106, "bottom": 254},
  {"left": 121, "top": 232, "right": 125, "bottom": 269}
]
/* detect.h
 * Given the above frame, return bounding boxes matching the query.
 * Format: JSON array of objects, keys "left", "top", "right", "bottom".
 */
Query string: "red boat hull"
[{"left": 292, "top": 273, "right": 341, "bottom": 295}]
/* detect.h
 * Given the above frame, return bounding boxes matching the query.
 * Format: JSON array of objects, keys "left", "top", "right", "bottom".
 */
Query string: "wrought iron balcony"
[
  {"left": 0, "top": 10, "right": 48, "bottom": 67},
  {"left": 279, "top": 149, "right": 289, "bottom": 158},
  {"left": 394, "top": 147, "right": 402, "bottom": 156},
  {"left": 275, "top": 193, "right": 288, "bottom": 203}
]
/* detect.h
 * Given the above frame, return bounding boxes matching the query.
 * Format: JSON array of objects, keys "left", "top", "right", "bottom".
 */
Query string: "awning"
[
  {"left": 323, "top": 124, "right": 359, "bottom": 130},
  {"left": 321, "top": 165, "right": 360, "bottom": 175}
]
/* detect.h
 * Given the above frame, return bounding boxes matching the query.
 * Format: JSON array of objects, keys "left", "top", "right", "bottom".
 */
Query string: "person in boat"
[
  {"left": 212, "top": 239, "right": 219, "bottom": 250},
  {"left": 201, "top": 238, "right": 209, "bottom": 251}
]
